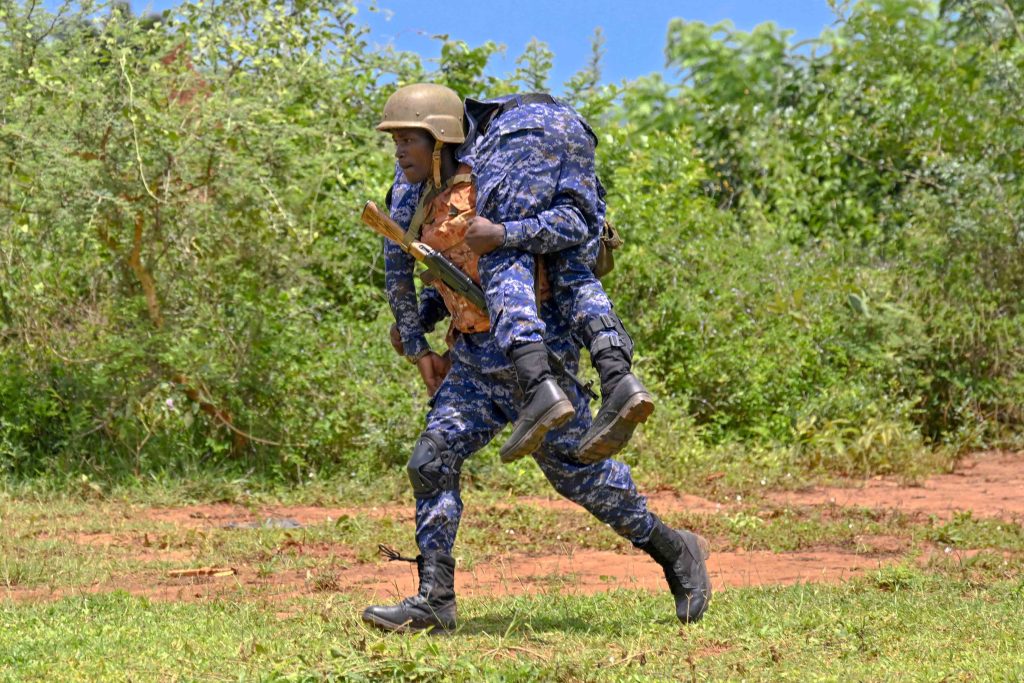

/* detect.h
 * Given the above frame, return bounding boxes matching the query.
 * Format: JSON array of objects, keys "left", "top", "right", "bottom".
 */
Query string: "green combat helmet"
[{"left": 377, "top": 83, "right": 465, "bottom": 187}]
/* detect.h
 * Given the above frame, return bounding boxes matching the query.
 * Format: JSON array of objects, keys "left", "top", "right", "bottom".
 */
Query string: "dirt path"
[
  {"left": 7, "top": 545, "right": 911, "bottom": 604},
  {"left": 339, "top": 547, "right": 913, "bottom": 599},
  {"left": 5, "top": 451, "right": 1021, "bottom": 605},
  {"left": 137, "top": 491, "right": 726, "bottom": 530},
  {"left": 769, "top": 450, "right": 1024, "bottom": 521}
]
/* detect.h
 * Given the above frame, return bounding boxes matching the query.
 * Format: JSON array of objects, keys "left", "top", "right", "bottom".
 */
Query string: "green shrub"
[{"left": 1, "top": 0, "right": 1022, "bottom": 492}]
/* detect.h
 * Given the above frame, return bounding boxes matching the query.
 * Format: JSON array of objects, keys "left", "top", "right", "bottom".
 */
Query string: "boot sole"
[
  {"left": 361, "top": 611, "right": 455, "bottom": 634},
  {"left": 575, "top": 391, "right": 655, "bottom": 464},
  {"left": 500, "top": 399, "right": 575, "bottom": 463}
]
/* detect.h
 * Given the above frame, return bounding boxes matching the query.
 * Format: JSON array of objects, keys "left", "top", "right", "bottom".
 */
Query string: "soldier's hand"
[
  {"left": 416, "top": 351, "right": 449, "bottom": 397},
  {"left": 465, "top": 216, "right": 505, "bottom": 255},
  {"left": 389, "top": 323, "right": 404, "bottom": 356}
]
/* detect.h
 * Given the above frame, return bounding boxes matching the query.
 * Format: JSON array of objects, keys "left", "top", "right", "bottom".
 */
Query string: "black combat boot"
[
  {"left": 361, "top": 550, "right": 457, "bottom": 632},
  {"left": 576, "top": 317, "right": 655, "bottom": 464},
  {"left": 500, "top": 342, "right": 575, "bottom": 463},
  {"left": 637, "top": 515, "right": 712, "bottom": 624}
]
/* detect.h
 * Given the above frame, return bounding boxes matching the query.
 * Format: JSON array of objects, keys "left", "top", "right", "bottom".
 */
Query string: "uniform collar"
[{"left": 457, "top": 95, "right": 517, "bottom": 162}]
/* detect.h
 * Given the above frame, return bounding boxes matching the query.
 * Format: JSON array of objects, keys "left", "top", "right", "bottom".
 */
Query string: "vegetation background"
[
  {"left": 2, "top": 3, "right": 1023, "bottom": 680},
  {"left": 1, "top": 0, "right": 1022, "bottom": 499}
]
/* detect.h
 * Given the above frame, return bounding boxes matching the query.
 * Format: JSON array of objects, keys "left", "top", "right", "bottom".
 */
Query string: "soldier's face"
[{"left": 392, "top": 128, "right": 435, "bottom": 184}]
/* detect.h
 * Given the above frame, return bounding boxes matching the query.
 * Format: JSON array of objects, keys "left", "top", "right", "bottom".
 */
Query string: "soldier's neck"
[{"left": 436, "top": 149, "right": 460, "bottom": 188}]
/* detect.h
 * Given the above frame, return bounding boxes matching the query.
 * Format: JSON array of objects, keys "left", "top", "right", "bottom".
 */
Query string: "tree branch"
[
  {"left": 126, "top": 212, "right": 164, "bottom": 328},
  {"left": 171, "top": 374, "right": 252, "bottom": 451},
  {"left": 119, "top": 51, "right": 161, "bottom": 204},
  {"left": 0, "top": 281, "right": 13, "bottom": 326},
  {"left": 996, "top": 0, "right": 1024, "bottom": 43}
]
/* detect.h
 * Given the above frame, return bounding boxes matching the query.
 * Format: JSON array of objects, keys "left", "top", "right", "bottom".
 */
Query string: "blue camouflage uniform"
[
  {"left": 458, "top": 95, "right": 629, "bottom": 358},
  {"left": 383, "top": 178, "right": 655, "bottom": 555}
]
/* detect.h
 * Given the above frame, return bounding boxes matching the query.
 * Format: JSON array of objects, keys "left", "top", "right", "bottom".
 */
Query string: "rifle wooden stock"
[{"left": 361, "top": 201, "right": 407, "bottom": 247}]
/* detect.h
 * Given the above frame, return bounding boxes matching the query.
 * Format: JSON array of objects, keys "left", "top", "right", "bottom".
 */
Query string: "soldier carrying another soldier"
[
  {"left": 360, "top": 83, "right": 712, "bottom": 633},
  {"left": 383, "top": 84, "right": 655, "bottom": 466}
]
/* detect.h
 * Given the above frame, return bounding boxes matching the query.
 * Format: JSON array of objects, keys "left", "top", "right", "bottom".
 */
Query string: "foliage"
[
  {"left": 433, "top": 37, "right": 506, "bottom": 98},
  {"left": 0, "top": 0, "right": 422, "bottom": 484},
  {"left": 605, "top": 0, "right": 1024, "bottom": 468},
  {"left": 1, "top": 0, "right": 1022, "bottom": 490},
  {"left": 512, "top": 38, "right": 555, "bottom": 93}
]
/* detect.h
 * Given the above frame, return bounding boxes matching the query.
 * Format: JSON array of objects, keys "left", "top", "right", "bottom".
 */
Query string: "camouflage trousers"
[
  {"left": 478, "top": 244, "right": 626, "bottom": 358},
  {"left": 414, "top": 351, "right": 655, "bottom": 555},
  {"left": 472, "top": 102, "right": 625, "bottom": 358}
]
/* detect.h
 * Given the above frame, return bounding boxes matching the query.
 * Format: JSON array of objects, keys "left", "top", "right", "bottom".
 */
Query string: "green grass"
[
  {"left": 2, "top": 569, "right": 1023, "bottom": 681},
  {"left": 2, "top": 480, "right": 1023, "bottom": 681},
  {"left": 0, "top": 429, "right": 957, "bottom": 511}
]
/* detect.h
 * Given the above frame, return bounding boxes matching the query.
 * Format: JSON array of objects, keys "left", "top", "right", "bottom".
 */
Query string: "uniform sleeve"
[
  {"left": 418, "top": 285, "right": 450, "bottom": 332},
  {"left": 384, "top": 239, "right": 430, "bottom": 360},
  {"left": 500, "top": 195, "right": 590, "bottom": 254},
  {"left": 474, "top": 106, "right": 602, "bottom": 255},
  {"left": 385, "top": 176, "right": 431, "bottom": 360}
]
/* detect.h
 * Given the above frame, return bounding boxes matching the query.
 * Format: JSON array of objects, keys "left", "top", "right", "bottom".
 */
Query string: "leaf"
[{"left": 847, "top": 293, "right": 870, "bottom": 317}]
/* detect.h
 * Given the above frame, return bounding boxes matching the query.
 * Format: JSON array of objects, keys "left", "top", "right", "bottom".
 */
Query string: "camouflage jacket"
[{"left": 458, "top": 94, "right": 605, "bottom": 254}]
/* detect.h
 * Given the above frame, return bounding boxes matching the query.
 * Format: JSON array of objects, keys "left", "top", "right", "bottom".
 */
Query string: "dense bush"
[
  {"left": 623, "top": 0, "right": 1024, "bottom": 465},
  {"left": 0, "top": 0, "right": 1021, "bottom": 490}
]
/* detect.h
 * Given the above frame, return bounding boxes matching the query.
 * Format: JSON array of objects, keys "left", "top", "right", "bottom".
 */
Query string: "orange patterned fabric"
[{"left": 419, "top": 164, "right": 549, "bottom": 337}]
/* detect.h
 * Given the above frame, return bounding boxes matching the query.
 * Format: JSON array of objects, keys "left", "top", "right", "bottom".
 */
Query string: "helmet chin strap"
[{"left": 431, "top": 139, "right": 444, "bottom": 189}]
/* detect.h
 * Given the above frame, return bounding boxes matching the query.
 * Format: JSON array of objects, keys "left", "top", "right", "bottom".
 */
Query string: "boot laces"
[
  {"left": 378, "top": 544, "right": 427, "bottom": 608},
  {"left": 378, "top": 544, "right": 417, "bottom": 563}
]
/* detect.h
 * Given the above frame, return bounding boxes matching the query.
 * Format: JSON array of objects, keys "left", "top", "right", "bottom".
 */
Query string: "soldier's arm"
[
  {"left": 384, "top": 239, "right": 431, "bottom": 361},
  {"left": 500, "top": 195, "right": 590, "bottom": 254},
  {"left": 384, "top": 177, "right": 434, "bottom": 361},
  {"left": 475, "top": 111, "right": 602, "bottom": 255},
  {"left": 474, "top": 142, "right": 596, "bottom": 254},
  {"left": 418, "top": 285, "right": 450, "bottom": 332},
  {"left": 389, "top": 285, "right": 449, "bottom": 356}
]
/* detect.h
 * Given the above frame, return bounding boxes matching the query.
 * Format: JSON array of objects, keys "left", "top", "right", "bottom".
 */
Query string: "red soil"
[
  {"left": 5, "top": 451, "right": 1021, "bottom": 606},
  {"left": 769, "top": 451, "right": 1024, "bottom": 521}
]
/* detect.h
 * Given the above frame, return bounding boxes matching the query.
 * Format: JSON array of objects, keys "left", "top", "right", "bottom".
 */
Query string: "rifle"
[
  {"left": 362, "top": 201, "right": 487, "bottom": 311},
  {"left": 361, "top": 200, "right": 598, "bottom": 401}
]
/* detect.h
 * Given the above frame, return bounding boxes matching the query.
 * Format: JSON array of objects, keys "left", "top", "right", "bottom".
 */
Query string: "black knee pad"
[
  {"left": 407, "top": 432, "right": 460, "bottom": 499},
  {"left": 580, "top": 313, "right": 634, "bottom": 356}
]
